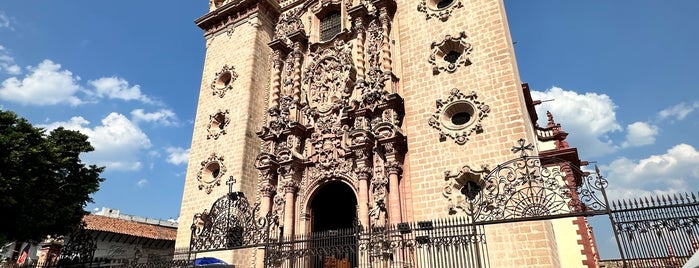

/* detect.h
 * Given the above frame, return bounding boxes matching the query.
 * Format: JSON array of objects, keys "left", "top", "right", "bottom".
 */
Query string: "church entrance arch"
[{"left": 308, "top": 181, "right": 358, "bottom": 268}]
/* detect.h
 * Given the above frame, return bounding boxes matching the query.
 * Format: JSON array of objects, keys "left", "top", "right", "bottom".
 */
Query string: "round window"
[
  {"left": 215, "top": 72, "right": 233, "bottom": 89},
  {"left": 441, "top": 101, "right": 476, "bottom": 130},
  {"left": 204, "top": 162, "right": 221, "bottom": 183}
]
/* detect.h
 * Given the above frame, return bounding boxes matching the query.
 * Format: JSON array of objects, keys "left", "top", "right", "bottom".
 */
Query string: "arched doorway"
[{"left": 309, "top": 181, "right": 358, "bottom": 268}]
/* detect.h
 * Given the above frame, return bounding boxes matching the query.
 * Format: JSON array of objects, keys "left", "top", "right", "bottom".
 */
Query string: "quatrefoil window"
[
  {"left": 211, "top": 65, "right": 238, "bottom": 98},
  {"left": 429, "top": 32, "right": 472, "bottom": 74}
]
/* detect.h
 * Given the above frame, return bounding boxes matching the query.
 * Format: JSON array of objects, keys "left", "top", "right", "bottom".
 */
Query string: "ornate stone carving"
[
  {"left": 272, "top": 194, "right": 285, "bottom": 225},
  {"left": 428, "top": 88, "right": 490, "bottom": 145},
  {"left": 260, "top": 182, "right": 277, "bottom": 197},
  {"left": 429, "top": 32, "right": 472, "bottom": 74},
  {"left": 385, "top": 160, "right": 402, "bottom": 176},
  {"left": 266, "top": 96, "right": 293, "bottom": 137},
  {"left": 211, "top": 65, "right": 238, "bottom": 98},
  {"left": 207, "top": 109, "right": 230, "bottom": 140},
  {"left": 368, "top": 196, "right": 387, "bottom": 226},
  {"left": 443, "top": 165, "right": 490, "bottom": 215},
  {"left": 281, "top": 178, "right": 299, "bottom": 193},
  {"left": 304, "top": 40, "right": 355, "bottom": 113},
  {"left": 416, "top": 0, "right": 463, "bottom": 21},
  {"left": 274, "top": 8, "right": 305, "bottom": 40},
  {"left": 306, "top": 137, "right": 354, "bottom": 182},
  {"left": 196, "top": 153, "right": 227, "bottom": 194}
]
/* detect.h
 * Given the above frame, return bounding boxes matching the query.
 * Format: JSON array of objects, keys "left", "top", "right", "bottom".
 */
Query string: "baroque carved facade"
[
  {"left": 256, "top": 0, "right": 406, "bottom": 231},
  {"left": 176, "top": 0, "right": 598, "bottom": 267}
]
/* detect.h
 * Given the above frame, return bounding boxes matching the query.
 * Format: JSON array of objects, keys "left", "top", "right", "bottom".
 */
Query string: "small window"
[
  {"left": 436, "top": 0, "right": 454, "bottom": 9},
  {"left": 443, "top": 51, "right": 461, "bottom": 64},
  {"left": 320, "top": 11, "right": 342, "bottom": 42}
]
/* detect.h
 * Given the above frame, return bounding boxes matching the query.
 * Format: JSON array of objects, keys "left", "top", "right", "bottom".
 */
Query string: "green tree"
[{"left": 0, "top": 110, "right": 105, "bottom": 243}]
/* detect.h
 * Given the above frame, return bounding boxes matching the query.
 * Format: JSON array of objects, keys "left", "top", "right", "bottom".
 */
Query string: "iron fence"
[
  {"left": 264, "top": 218, "right": 488, "bottom": 268},
  {"left": 609, "top": 192, "right": 699, "bottom": 267}
]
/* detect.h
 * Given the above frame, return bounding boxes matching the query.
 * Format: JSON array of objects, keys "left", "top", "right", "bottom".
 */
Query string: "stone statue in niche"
[{"left": 368, "top": 197, "right": 387, "bottom": 227}]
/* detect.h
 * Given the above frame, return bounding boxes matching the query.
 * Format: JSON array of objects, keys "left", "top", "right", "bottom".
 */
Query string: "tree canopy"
[{"left": 0, "top": 110, "right": 105, "bottom": 243}]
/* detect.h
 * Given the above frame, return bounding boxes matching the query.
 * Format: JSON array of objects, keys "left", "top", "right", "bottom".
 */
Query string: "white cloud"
[
  {"left": 601, "top": 144, "right": 699, "bottom": 200},
  {"left": 0, "top": 11, "right": 12, "bottom": 30},
  {"left": 137, "top": 179, "right": 148, "bottom": 188},
  {"left": 0, "top": 60, "right": 82, "bottom": 105},
  {"left": 532, "top": 87, "right": 622, "bottom": 157},
  {"left": 165, "top": 147, "right": 190, "bottom": 165},
  {"left": 0, "top": 46, "right": 21, "bottom": 75},
  {"left": 657, "top": 102, "right": 699, "bottom": 121},
  {"left": 41, "top": 113, "right": 152, "bottom": 171},
  {"left": 131, "top": 108, "right": 178, "bottom": 126},
  {"left": 89, "top": 77, "right": 155, "bottom": 104},
  {"left": 621, "top": 122, "right": 658, "bottom": 148}
]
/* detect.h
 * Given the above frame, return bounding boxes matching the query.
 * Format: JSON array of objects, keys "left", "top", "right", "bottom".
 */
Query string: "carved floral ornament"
[
  {"left": 417, "top": 0, "right": 463, "bottom": 21},
  {"left": 206, "top": 109, "right": 230, "bottom": 140},
  {"left": 428, "top": 88, "right": 490, "bottom": 145},
  {"left": 211, "top": 65, "right": 238, "bottom": 98},
  {"left": 429, "top": 31, "right": 473, "bottom": 74},
  {"left": 197, "top": 153, "right": 228, "bottom": 194}
]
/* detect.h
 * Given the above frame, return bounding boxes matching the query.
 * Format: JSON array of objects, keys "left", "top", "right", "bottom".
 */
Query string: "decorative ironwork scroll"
[
  {"left": 58, "top": 221, "right": 96, "bottom": 264},
  {"left": 454, "top": 139, "right": 609, "bottom": 223},
  {"left": 189, "top": 178, "right": 273, "bottom": 252}
]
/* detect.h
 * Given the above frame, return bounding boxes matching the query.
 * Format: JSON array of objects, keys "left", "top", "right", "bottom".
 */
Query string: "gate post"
[{"left": 597, "top": 166, "right": 628, "bottom": 267}]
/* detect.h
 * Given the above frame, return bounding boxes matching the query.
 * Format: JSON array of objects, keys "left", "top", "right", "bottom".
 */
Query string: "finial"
[{"left": 546, "top": 111, "right": 556, "bottom": 127}]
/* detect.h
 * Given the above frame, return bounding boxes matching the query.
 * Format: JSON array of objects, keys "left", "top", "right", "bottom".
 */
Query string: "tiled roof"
[{"left": 83, "top": 214, "right": 177, "bottom": 241}]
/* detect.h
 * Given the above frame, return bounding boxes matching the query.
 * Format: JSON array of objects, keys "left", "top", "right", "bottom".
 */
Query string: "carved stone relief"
[
  {"left": 274, "top": 8, "right": 305, "bottom": 41},
  {"left": 207, "top": 109, "right": 230, "bottom": 140},
  {"left": 417, "top": 0, "right": 463, "bottom": 21},
  {"left": 429, "top": 32, "right": 472, "bottom": 74},
  {"left": 197, "top": 153, "right": 228, "bottom": 194},
  {"left": 211, "top": 65, "right": 238, "bottom": 98},
  {"left": 443, "top": 165, "right": 489, "bottom": 215},
  {"left": 304, "top": 40, "right": 355, "bottom": 113},
  {"left": 428, "top": 88, "right": 490, "bottom": 145}
]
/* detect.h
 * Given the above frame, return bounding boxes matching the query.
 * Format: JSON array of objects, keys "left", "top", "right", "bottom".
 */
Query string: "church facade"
[{"left": 175, "top": 0, "right": 596, "bottom": 267}]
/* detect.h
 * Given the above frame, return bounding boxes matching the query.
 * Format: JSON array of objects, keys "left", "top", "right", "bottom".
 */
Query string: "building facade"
[{"left": 176, "top": 0, "right": 596, "bottom": 267}]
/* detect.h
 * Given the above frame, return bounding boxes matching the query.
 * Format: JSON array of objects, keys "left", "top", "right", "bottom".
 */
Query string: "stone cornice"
[{"left": 195, "top": 0, "right": 281, "bottom": 32}]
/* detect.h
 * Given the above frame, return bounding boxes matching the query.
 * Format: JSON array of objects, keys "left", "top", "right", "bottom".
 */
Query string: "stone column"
[
  {"left": 260, "top": 182, "right": 276, "bottom": 218},
  {"left": 282, "top": 180, "right": 298, "bottom": 238},
  {"left": 291, "top": 43, "right": 303, "bottom": 104},
  {"left": 354, "top": 17, "right": 366, "bottom": 82},
  {"left": 357, "top": 167, "right": 371, "bottom": 227},
  {"left": 386, "top": 160, "right": 402, "bottom": 225},
  {"left": 379, "top": 8, "right": 392, "bottom": 73},
  {"left": 270, "top": 50, "right": 283, "bottom": 108},
  {"left": 255, "top": 183, "right": 274, "bottom": 268}
]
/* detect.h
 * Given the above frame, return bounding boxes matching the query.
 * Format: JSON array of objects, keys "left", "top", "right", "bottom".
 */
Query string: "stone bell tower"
[
  {"left": 174, "top": 0, "right": 280, "bottom": 252},
  {"left": 177, "top": 0, "right": 592, "bottom": 266}
]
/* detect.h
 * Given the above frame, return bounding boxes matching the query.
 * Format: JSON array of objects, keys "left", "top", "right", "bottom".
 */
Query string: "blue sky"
[{"left": 1, "top": 1, "right": 698, "bottom": 259}]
